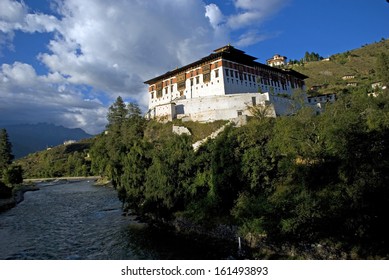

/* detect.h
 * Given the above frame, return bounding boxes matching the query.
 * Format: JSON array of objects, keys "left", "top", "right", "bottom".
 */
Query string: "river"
[{"left": 0, "top": 181, "right": 238, "bottom": 260}]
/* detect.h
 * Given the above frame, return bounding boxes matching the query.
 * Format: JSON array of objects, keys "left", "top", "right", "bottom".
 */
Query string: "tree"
[
  {"left": 2, "top": 165, "right": 23, "bottom": 186},
  {"left": 0, "top": 129, "right": 14, "bottom": 173},
  {"left": 106, "top": 96, "right": 128, "bottom": 130},
  {"left": 376, "top": 52, "right": 389, "bottom": 87},
  {"left": 304, "top": 51, "right": 323, "bottom": 62},
  {"left": 247, "top": 103, "right": 274, "bottom": 120}
]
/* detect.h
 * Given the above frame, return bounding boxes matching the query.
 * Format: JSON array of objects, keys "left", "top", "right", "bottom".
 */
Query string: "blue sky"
[{"left": 1, "top": 0, "right": 389, "bottom": 134}]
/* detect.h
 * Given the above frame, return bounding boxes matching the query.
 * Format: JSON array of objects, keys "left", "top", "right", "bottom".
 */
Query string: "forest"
[{"left": 89, "top": 86, "right": 389, "bottom": 258}]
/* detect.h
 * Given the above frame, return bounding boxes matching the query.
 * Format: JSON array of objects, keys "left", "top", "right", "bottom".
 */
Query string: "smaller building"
[
  {"left": 371, "top": 82, "right": 385, "bottom": 90},
  {"left": 307, "top": 93, "right": 336, "bottom": 106},
  {"left": 342, "top": 75, "right": 355, "bottom": 80},
  {"left": 267, "top": 54, "right": 287, "bottom": 67},
  {"left": 346, "top": 82, "right": 358, "bottom": 87},
  {"left": 371, "top": 82, "right": 382, "bottom": 89},
  {"left": 309, "top": 84, "right": 328, "bottom": 91},
  {"left": 63, "top": 140, "right": 76, "bottom": 145}
]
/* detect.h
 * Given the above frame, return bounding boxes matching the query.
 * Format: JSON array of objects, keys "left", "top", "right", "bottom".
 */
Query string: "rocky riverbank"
[{"left": 0, "top": 185, "right": 40, "bottom": 212}]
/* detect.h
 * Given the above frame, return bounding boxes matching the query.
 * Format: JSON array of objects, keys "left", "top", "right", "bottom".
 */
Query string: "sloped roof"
[{"left": 144, "top": 45, "right": 307, "bottom": 84}]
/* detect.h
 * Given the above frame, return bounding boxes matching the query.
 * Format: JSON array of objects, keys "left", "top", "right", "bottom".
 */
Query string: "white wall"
[{"left": 174, "top": 92, "right": 273, "bottom": 122}]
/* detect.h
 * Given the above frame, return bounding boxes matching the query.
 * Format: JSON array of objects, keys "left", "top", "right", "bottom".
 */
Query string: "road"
[{"left": 23, "top": 176, "right": 102, "bottom": 183}]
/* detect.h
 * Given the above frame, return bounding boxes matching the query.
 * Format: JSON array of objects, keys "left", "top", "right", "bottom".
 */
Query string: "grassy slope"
[
  {"left": 16, "top": 139, "right": 93, "bottom": 178},
  {"left": 144, "top": 119, "right": 228, "bottom": 142},
  {"left": 289, "top": 38, "right": 389, "bottom": 95}
]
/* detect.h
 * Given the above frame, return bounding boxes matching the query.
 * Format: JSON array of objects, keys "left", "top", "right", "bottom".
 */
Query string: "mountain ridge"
[{"left": 1, "top": 123, "right": 92, "bottom": 159}]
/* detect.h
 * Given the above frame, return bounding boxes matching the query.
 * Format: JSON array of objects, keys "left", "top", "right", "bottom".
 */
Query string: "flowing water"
[{"left": 0, "top": 181, "right": 238, "bottom": 260}]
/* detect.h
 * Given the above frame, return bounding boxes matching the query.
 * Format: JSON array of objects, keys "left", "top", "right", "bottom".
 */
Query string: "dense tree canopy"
[
  {"left": 0, "top": 128, "right": 23, "bottom": 195},
  {"left": 0, "top": 129, "right": 14, "bottom": 172},
  {"left": 87, "top": 90, "right": 389, "bottom": 258}
]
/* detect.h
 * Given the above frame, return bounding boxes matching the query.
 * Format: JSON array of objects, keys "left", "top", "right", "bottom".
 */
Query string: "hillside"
[
  {"left": 15, "top": 120, "right": 228, "bottom": 179},
  {"left": 2, "top": 123, "right": 92, "bottom": 159},
  {"left": 16, "top": 138, "right": 94, "bottom": 179},
  {"left": 288, "top": 38, "right": 389, "bottom": 95}
]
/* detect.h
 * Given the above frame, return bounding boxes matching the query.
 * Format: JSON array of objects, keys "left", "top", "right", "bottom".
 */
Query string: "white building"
[
  {"left": 144, "top": 45, "right": 308, "bottom": 122},
  {"left": 307, "top": 93, "right": 336, "bottom": 106},
  {"left": 266, "top": 54, "right": 288, "bottom": 67}
]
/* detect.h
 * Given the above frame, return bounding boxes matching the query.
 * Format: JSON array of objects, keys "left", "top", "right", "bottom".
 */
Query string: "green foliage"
[
  {"left": 107, "top": 96, "right": 128, "bottom": 130},
  {"left": 86, "top": 92, "right": 389, "bottom": 257},
  {"left": 376, "top": 52, "right": 389, "bottom": 87},
  {"left": 0, "top": 128, "right": 14, "bottom": 173},
  {"left": 17, "top": 141, "right": 93, "bottom": 178},
  {"left": 290, "top": 39, "right": 389, "bottom": 95},
  {"left": 0, "top": 129, "right": 22, "bottom": 189},
  {"left": 304, "top": 51, "right": 323, "bottom": 62},
  {"left": 2, "top": 164, "right": 23, "bottom": 186},
  {"left": 247, "top": 103, "right": 274, "bottom": 120}
]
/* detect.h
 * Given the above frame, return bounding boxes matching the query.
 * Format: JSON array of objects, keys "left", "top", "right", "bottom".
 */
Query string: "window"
[
  {"left": 177, "top": 82, "right": 185, "bottom": 91},
  {"left": 225, "top": 69, "right": 229, "bottom": 76},
  {"left": 203, "top": 73, "right": 210, "bottom": 83},
  {"left": 215, "top": 69, "right": 219, "bottom": 78},
  {"left": 171, "top": 85, "right": 174, "bottom": 92},
  {"left": 196, "top": 76, "right": 200, "bottom": 84},
  {"left": 190, "top": 78, "right": 194, "bottom": 86}
]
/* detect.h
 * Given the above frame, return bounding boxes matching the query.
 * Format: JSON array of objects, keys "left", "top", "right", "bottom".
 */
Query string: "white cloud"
[
  {"left": 0, "top": 0, "right": 26, "bottom": 27},
  {"left": 235, "top": 30, "right": 269, "bottom": 47},
  {"left": 0, "top": 62, "right": 107, "bottom": 134},
  {"left": 205, "top": 4, "right": 225, "bottom": 29},
  {"left": 0, "top": 0, "right": 288, "bottom": 133},
  {"left": 37, "top": 0, "right": 227, "bottom": 104},
  {"left": 228, "top": 0, "right": 289, "bottom": 30}
]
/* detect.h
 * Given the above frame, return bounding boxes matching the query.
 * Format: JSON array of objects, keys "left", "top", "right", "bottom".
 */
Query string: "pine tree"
[
  {"left": 106, "top": 96, "right": 128, "bottom": 130},
  {"left": 0, "top": 129, "right": 14, "bottom": 172}
]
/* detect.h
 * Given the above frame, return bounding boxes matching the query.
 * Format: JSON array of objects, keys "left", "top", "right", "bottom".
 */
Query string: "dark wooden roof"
[{"left": 144, "top": 45, "right": 308, "bottom": 84}]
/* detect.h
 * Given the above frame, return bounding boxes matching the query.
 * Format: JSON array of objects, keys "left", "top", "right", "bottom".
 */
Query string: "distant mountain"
[{"left": 1, "top": 123, "right": 92, "bottom": 159}]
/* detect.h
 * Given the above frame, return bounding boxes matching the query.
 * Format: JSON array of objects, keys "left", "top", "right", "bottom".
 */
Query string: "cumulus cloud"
[
  {"left": 0, "top": 62, "right": 107, "bottom": 134},
  {"left": 37, "top": 0, "right": 229, "bottom": 103},
  {"left": 0, "top": 0, "right": 26, "bottom": 28},
  {"left": 0, "top": 0, "right": 288, "bottom": 133},
  {"left": 209, "top": 0, "right": 289, "bottom": 45},
  {"left": 205, "top": 4, "right": 225, "bottom": 29}
]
